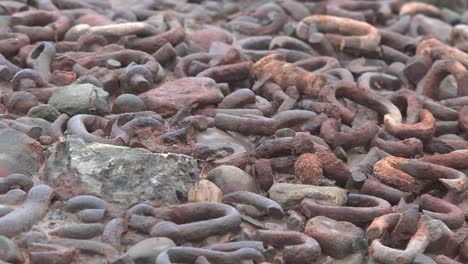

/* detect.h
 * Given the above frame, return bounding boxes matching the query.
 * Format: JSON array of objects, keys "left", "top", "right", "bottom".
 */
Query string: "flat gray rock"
[
  {"left": 48, "top": 83, "right": 109, "bottom": 116},
  {"left": 27, "top": 104, "right": 61, "bottom": 122},
  {"left": 44, "top": 136, "right": 199, "bottom": 207},
  {"left": 268, "top": 183, "right": 347, "bottom": 210}
]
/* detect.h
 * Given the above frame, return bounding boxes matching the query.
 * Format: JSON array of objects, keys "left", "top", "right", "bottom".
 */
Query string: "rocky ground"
[{"left": 1, "top": 0, "right": 468, "bottom": 263}]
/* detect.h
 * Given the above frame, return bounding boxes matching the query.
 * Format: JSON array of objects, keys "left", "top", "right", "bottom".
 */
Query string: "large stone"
[
  {"left": 0, "top": 128, "right": 44, "bottom": 176},
  {"left": 27, "top": 104, "right": 61, "bottom": 122},
  {"left": 305, "top": 216, "right": 367, "bottom": 259},
  {"left": 126, "top": 237, "right": 175, "bottom": 264},
  {"left": 139, "top": 77, "right": 224, "bottom": 117},
  {"left": 48, "top": 83, "right": 110, "bottom": 116},
  {"left": 268, "top": 183, "right": 347, "bottom": 210},
  {"left": 207, "top": 165, "right": 259, "bottom": 194},
  {"left": 44, "top": 136, "right": 199, "bottom": 207}
]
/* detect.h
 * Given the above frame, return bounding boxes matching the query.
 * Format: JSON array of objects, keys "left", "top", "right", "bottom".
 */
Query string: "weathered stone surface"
[
  {"left": 44, "top": 136, "right": 199, "bottom": 207},
  {"left": 139, "top": 77, "right": 224, "bottom": 117},
  {"left": 207, "top": 165, "right": 259, "bottom": 194},
  {"left": 305, "top": 216, "right": 367, "bottom": 259},
  {"left": 27, "top": 104, "right": 61, "bottom": 122},
  {"left": 294, "top": 153, "right": 323, "bottom": 185},
  {"left": 48, "top": 83, "right": 110, "bottom": 116},
  {"left": 268, "top": 183, "right": 347, "bottom": 210},
  {"left": 0, "top": 128, "right": 44, "bottom": 176},
  {"left": 125, "top": 237, "right": 175, "bottom": 264}
]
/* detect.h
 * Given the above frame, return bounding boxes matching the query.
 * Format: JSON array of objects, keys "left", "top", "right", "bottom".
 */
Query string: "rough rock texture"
[
  {"left": 139, "top": 77, "right": 224, "bottom": 117},
  {"left": 305, "top": 216, "right": 367, "bottom": 259},
  {"left": 294, "top": 153, "right": 323, "bottom": 185},
  {"left": 268, "top": 183, "right": 347, "bottom": 210},
  {"left": 27, "top": 104, "right": 61, "bottom": 122},
  {"left": 0, "top": 128, "right": 44, "bottom": 176},
  {"left": 48, "top": 83, "right": 110, "bottom": 116},
  {"left": 44, "top": 136, "right": 199, "bottom": 207}
]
